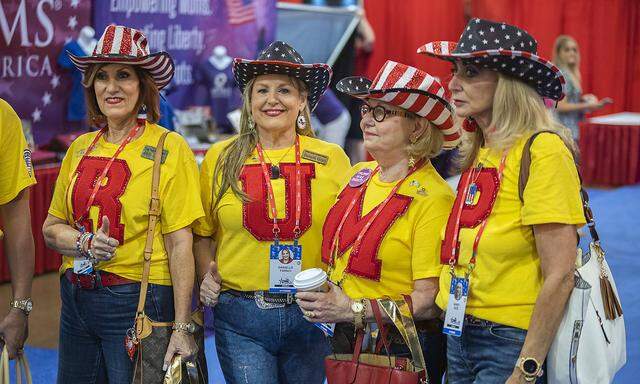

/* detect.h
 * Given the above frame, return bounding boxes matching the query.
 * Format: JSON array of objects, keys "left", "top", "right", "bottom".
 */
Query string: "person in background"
[
  {"left": 313, "top": 89, "right": 351, "bottom": 149},
  {"left": 0, "top": 98, "right": 37, "bottom": 360},
  {"left": 42, "top": 25, "right": 203, "bottom": 383},
  {"left": 196, "top": 41, "right": 351, "bottom": 384},
  {"left": 418, "top": 18, "right": 585, "bottom": 383},
  {"left": 552, "top": 35, "right": 611, "bottom": 140},
  {"left": 297, "top": 60, "right": 461, "bottom": 383}
]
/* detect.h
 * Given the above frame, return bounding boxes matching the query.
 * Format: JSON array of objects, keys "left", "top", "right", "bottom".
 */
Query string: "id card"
[
  {"left": 268, "top": 243, "right": 302, "bottom": 293},
  {"left": 73, "top": 258, "right": 93, "bottom": 275},
  {"left": 443, "top": 276, "right": 469, "bottom": 337}
]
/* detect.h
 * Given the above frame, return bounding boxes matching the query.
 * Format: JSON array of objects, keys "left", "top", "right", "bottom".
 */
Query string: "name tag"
[
  {"left": 73, "top": 258, "right": 93, "bottom": 275},
  {"left": 443, "top": 276, "right": 469, "bottom": 337},
  {"left": 269, "top": 243, "right": 302, "bottom": 293}
]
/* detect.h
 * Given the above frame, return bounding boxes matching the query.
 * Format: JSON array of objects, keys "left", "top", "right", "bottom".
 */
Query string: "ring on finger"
[{"left": 304, "top": 310, "right": 315, "bottom": 318}]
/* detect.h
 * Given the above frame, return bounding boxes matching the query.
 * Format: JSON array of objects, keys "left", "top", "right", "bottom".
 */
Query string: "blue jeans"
[
  {"left": 57, "top": 275, "right": 174, "bottom": 384},
  {"left": 214, "top": 291, "right": 330, "bottom": 384},
  {"left": 446, "top": 317, "right": 546, "bottom": 384}
]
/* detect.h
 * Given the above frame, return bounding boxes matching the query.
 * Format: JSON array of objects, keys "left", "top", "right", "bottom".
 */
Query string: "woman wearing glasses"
[{"left": 296, "top": 61, "right": 460, "bottom": 383}]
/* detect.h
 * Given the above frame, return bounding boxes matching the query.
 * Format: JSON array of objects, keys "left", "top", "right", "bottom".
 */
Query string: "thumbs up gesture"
[
  {"left": 90, "top": 216, "right": 120, "bottom": 261},
  {"left": 200, "top": 261, "right": 222, "bottom": 307}
]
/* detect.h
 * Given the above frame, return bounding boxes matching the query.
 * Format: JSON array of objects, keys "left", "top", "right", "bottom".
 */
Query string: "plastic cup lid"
[{"left": 293, "top": 268, "right": 327, "bottom": 290}]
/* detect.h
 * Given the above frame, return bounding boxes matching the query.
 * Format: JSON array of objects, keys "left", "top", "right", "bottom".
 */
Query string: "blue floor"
[{"left": 11, "top": 185, "right": 640, "bottom": 383}]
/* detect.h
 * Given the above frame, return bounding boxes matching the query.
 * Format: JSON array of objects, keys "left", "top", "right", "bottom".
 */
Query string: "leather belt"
[
  {"left": 463, "top": 314, "right": 500, "bottom": 327},
  {"left": 65, "top": 268, "right": 137, "bottom": 290},
  {"left": 226, "top": 289, "right": 295, "bottom": 305}
]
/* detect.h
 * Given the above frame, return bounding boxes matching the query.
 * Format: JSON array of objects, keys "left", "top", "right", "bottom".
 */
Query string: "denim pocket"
[
  {"left": 102, "top": 283, "right": 141, "bottom": 297},
  {"left": 489, "top": 324, "right": 526, "bottom": 344}
]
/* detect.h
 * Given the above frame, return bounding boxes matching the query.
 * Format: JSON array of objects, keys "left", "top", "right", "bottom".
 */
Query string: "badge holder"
[{"left": 269, "top": 231, "right": 302, "bottom": 294}]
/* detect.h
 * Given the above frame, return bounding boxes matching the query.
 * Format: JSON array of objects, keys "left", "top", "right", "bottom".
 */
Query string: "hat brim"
[
  {"left": 417, "top": 41, "right": 566, "bottom": 101},
  {"left": 68, "top": 51, "right": 174, "bottom": 90},
  {"left": 232, "top": 59, "right": 332, "bottom": 112},
  {"left": 336, "top": 76, "right": 460, "bottom": 149}
]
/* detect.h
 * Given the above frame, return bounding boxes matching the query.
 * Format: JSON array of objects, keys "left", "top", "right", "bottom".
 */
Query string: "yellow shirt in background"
[
  {"left": 326, "top": 161, "right": 454, "bottom": 299},
  {"left": 436, "top": 132, "right": 585, "bottom": 329},
  {"left": 0, "top": 99, "right": 36, "bottom": 205},
  {"left": 193, "top": 135, "right": 351, "bottom": 292},
  {"left": 49, "top": 122, "right": 204, "bottom": 285}
]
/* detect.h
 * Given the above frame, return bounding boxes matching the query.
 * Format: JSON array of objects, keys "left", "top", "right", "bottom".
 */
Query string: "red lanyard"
[
  {"left": 255, "top": 136, "right": 302, "bottom": 240},
  {"left": 448, "top": 152, "right": 508, "bottom": 277},
  {"left": 73, "top": 121, "right": 143, "bottom": 230},
  {"left": 329, "top": 159, "right": 425, "bottom": 264}
]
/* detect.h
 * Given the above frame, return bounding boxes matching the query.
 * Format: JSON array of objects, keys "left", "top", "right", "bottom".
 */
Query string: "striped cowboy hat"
[
  {"left": 233, "top": 41, "right": 332, "bottom": 112},
  {"left": 417, "top": 18, "right": 565, "bottom": 101},
  {"left": 68, "top": 25, "right": 174, "bottom": 90},
  {"left": 336, "top": 60, "right": 460, "bottom": 149}
]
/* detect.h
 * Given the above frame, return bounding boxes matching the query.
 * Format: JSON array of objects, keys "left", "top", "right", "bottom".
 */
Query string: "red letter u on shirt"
[
  {"left": 322, "top": 186, "right": 412, "bottom": 281},
  {"left": 240, "top": 163, "right": 315, "bottom": 241}
]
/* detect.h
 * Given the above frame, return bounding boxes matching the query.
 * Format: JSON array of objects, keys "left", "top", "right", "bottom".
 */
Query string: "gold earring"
[{"left": 408, "top": 156, "right": 416, "bottom": 168}]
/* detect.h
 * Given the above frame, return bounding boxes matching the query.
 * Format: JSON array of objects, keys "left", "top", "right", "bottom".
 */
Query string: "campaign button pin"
[{"left": 349, "top": 168, "right": 372, "bottom": 187}]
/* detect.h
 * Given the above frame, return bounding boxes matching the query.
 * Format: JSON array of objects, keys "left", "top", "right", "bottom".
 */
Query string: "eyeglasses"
[{"left": 360, "top": 103, "right": 413, "bottom": 123}]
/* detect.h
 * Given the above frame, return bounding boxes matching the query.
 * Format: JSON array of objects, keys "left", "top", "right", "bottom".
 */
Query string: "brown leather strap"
[
  {"left": 370, "top": 299, "right": 391, "bottom": 354},
  {"left": 136, "top": 131, "right": 170, "bottom": 317}
]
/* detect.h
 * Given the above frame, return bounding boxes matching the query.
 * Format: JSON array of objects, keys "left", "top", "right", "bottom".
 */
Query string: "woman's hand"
[
  {"left": 162, "top": 330, "right": 198, "bottom": 371},
  {"left": 90, "top": 216, "right": 119, "bottom": 261},
  {"left": 295, "top": 282, "right": 353, "bottom": 323},
  {"left": 200, "top": 261, "right": 222, "bottom": 307}
]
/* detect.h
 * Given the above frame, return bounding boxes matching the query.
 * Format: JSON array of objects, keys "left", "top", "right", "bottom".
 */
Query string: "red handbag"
[{"left": 325, "top": 297, "right": 428, "bottom": 384}]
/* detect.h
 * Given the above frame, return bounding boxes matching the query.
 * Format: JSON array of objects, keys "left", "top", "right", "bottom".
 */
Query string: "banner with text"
[{"left": 0, "top": 0, "right": 92, "bottom": 145}]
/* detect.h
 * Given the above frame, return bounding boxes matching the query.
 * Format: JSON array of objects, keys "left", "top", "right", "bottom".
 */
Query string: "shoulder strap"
[{"left": 135, "top": 131, "right": 170, "bottom": 317}]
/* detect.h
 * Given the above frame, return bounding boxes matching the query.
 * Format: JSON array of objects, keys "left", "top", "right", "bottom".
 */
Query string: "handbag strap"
[
  {"left": 1, "top": 345, "right": 8, "bottom": 384},
  {"left": 135, "top": 131, "right": 170, "bottom": 318},
  {"left": 15, "top": 352, "right": 32, "bottom": 384},
  {"left": 370, "top": 299, "right": 391, "bottom": 354}
]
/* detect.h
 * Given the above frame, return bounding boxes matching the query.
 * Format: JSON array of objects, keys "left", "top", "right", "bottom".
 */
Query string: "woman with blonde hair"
[
  {"left": 296, "top": 60, "right": 461, "bottom": 383},
  {"left": 195, "top": 41, "right": 351, "bottom": 383},
  {"left": 418, "top": 19, "right": 586, "bottom": 383},
  {"left": 552, "top": 35, "right": 611, "bottom": 139}
]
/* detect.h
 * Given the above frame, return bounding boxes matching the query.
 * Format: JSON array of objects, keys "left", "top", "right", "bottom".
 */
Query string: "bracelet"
[{"left": 76, "top": 232, "right": 95, "bottom": 262}]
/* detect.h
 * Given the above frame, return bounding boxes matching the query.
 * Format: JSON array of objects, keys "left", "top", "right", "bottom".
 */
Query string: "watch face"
[
  {"left": 25, "top": 301, "right": 33, "bottom": 311},
  {"left": 352, "top": 302, "right": 364, "bottom": 312},
  {"left": 522, "top": 358, "right": 539, "bottom": 374}
]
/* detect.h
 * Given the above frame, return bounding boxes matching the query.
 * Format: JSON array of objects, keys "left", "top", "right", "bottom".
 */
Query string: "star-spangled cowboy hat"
[
  {"left": 68, "top": 25, "right": 174, "bottom": 90},
  {"left": 232, "top": 41, "right": 332, "bottom": 112},
  {"left": 417, "top": 18, "right": 565, "bottom": 101},
  {"left": 336, "top": 60, "right": 460, "bottom": 149}
]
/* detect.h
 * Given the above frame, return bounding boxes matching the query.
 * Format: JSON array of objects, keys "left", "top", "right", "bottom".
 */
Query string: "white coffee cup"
[{"left": 293, "top": 268, "right": 329, "bottom": 292}]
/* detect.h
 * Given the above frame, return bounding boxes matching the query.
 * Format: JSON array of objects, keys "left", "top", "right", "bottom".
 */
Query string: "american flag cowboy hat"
[
  {"left": 232, "top": 41, "right": 332, "bottom": 112},
  {"left": 68, "top": 25, "right": 174, "bottom": 90},
  {"left": 417, "top": 18, "right": 566, "bottom": 101},
  {"left": 336, "top": 60, "right": 460, "bottom": 149}
]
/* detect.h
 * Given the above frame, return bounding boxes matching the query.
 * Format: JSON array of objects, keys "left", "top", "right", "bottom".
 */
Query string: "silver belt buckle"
[{"left": 254, "top": 291, "right": 285, "bottom": 309}]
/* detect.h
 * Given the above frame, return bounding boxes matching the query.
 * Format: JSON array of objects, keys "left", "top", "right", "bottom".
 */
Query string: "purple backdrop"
[{"left": 0, "top": 0, "right": 92, "bottom": 145}]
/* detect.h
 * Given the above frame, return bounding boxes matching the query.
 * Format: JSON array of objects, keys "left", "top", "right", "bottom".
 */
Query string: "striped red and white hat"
[
  {"left": 336, "top": 60, "right": 460, "bottom": 149},
  {"left": 68, "top": 25, "right": 174, "bottom": 90}
]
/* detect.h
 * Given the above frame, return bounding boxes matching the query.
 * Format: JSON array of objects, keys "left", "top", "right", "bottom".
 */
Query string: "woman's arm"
[
  {"left": 42, "top": 214, "right": 118, "bottom": 260},
  {"left": 194, "top": 234, "right": 222, "bottom": 306},
  {"left": 296, "top": 277, "right": 440, "bottom": 324},
  {"left": 506, "top": 223, "right": 576, "bottom": 383},
  {"left": 162, "top": 227, "right": 198, "bottom": 369}
]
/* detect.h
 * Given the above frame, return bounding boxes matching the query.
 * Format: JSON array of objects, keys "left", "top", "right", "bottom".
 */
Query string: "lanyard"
[
  {"left": 254, "top": 135, "right": 302, "bottom": 240},
  {"left": 73, "top": 120, "right": 143, "bottom": 230},
  {"left": 448, "top": 152, "right": 508, "bottom": 277},
  {"left": 328, "top": 159, "right": 425, "bottom": 270}
]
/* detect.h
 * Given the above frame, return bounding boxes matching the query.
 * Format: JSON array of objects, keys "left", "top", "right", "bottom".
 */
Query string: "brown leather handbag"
[
  {"left": 325, "top": 296, "right": 428, "bottom": 384},
  {"left": 130, "top": 132, "right": 207, "bottom": 384}
]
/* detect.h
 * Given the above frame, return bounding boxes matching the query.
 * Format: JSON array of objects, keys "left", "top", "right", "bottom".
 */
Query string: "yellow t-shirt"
[
  {"left": 326, "top": 161, "right": 454, "bottom": 299},
  {"left": 49, "top": 122, "right": 204, "bottom": 285},
  {"left": 0, "top": 99, "right": 36, "bottom": 205},
  {"left": 193, "top": 135, "right": 351, "bottom": 291},
  {"left": 436, "top": 132, "right": 585, "bottom": 329}
]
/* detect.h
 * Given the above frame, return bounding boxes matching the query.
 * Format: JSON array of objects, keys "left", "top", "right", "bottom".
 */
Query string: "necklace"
[{"left": 261, "top": 144, "right": 294, "bottom": 179}]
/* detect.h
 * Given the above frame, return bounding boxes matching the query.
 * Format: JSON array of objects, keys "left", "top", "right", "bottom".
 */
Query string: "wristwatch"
[
  {"left": 516, "top": 357, "right": 543, "bottom": 382},
  {"left": 10, "top": 298, "right": 33, "bottom": 316},
  {"left": 351, "top": 299, "right": 366, "bottom": 330},
  {"left": 172, "top": 322, "right": 196, "bottom": 334}
]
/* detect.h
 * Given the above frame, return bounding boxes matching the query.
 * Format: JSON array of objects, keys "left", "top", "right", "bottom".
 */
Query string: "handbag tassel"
[{"left": 600, "top": 275, "right": 623, "bottom": 320}]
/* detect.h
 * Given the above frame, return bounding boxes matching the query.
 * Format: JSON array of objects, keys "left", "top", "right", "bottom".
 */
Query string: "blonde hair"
[
  {"left": 457, "top": 73, "right": 576, "bottom": 170},
  {"left": 212, "top": 77, "right": 314, "bottom": 208},
  {"left": 553, "top": 35, "right": 582, "bottom": 92},
  {"left": 407, "top": 117, "right": 444, "bottom": 161}
]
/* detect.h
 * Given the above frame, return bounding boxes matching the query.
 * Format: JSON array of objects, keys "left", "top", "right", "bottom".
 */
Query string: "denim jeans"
[
  {"left": 446, "top": 317, "right": 546, "bottom": 384},
  {"left": 57, "top": 274, "right": 174, "bottom": 384},
  {"left": 213, "top": 291, "right": 330, "bottom": 384}
]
